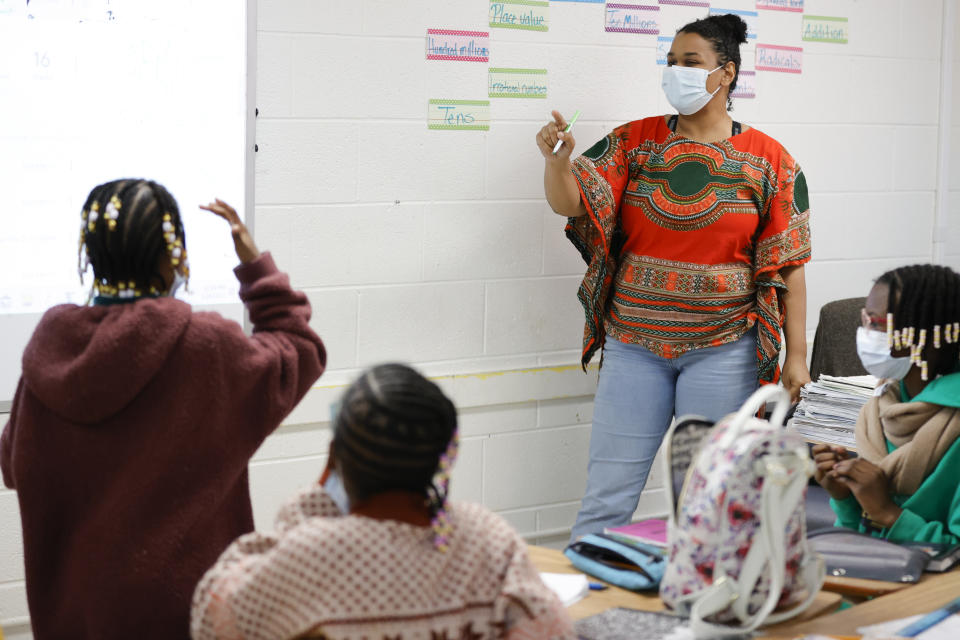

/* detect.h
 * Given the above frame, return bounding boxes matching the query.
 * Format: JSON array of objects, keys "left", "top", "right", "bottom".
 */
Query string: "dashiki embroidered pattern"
[{"left": 566, "top": 116, "right": 811, "bottom": 383}]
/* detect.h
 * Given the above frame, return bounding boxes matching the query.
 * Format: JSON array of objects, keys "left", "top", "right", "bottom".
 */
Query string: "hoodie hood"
[{"left": 21, "top": 298, "right": 192, "bottom": 424}]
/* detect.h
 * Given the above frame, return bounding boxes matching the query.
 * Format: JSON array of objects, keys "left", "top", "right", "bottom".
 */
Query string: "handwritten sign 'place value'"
[
  {"left": 426, "top": 29, "right": 489, "bottom": 62},
  {"left": 605, "top": 3, "right": 659, "bottom": 35},
  {"left": 428, "top": 99, "right": 491, "bottom": 131},
  {"left": 488, "top": 68, "right": 547, "bottom": 99},
  {"left": 489, "top": 1, "right": 548, "bottom": 32},
  {"left": 802, "top": 15, "right": 848, "bottom": 44},
  {"left": 756, "top": 44, "right": 803, "bottom": 74}
]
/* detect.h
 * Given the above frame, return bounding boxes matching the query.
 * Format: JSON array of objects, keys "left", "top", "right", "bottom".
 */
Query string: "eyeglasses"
[{"left": 861, "top": 308, "right": 887, "bottom": 331}]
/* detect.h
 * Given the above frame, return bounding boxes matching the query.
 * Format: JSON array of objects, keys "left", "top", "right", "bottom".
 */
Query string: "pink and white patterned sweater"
[{"left": 191, "top": 485, "right": 576, "bottom": 640}]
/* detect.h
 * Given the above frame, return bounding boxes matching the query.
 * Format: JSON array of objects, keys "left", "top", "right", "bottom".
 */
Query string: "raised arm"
[{"left": 536, "top": 110, "right": 587, "bottom": 217}]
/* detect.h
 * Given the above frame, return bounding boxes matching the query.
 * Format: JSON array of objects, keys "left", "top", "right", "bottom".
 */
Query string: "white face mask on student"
[
  {"left": 856, "top": 327, "right": 914, "bottom": 380},
  {"left": 323, "top": 469, "right": 351, "bottom": 514},
  {"left": 661, "top": 65, "right": 723, "bottom": 115},
  {"left": 167, "top": 269, "right": 187, "bottom": 297}
]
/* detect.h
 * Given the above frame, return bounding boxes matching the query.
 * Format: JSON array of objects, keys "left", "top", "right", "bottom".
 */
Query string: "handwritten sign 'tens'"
[
  {"left": 428, "top": 99, "right": 491, "bottom": 131},
  {"left": 489, "top": 1, "right": 549, "bottom": 32}
]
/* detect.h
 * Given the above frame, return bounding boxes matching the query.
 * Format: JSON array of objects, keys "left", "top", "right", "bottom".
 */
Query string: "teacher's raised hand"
[{"left": 536, "top": 110, "right": 576, "bottom": 161}]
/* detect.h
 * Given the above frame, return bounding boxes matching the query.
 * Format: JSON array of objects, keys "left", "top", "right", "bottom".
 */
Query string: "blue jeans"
[{"left": 570, "top": 330, "right": 759, "bottom": 541}]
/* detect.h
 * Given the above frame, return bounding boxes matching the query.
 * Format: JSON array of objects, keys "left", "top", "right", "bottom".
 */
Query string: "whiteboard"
[{"left": 0, "top": 0, "right": 255, "bottom": 405}]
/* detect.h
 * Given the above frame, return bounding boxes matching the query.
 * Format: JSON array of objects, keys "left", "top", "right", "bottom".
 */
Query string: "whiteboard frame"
[{"left": 0, "top": 0, "right": 257, "bottom": 412}]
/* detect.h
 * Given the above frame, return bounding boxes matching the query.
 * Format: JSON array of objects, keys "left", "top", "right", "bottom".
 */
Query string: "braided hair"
[
  {"left": 678, "top": 13, "right": 749, "bottom": 110},
  {"left": 333, "top": 363, "right": 459, "bottom": 550},
  {"left": 877, "top": 264, "right": 960, "bottom": 380},
  {"left": 79, "top": 179, "right": 188, "bottom": 298}
]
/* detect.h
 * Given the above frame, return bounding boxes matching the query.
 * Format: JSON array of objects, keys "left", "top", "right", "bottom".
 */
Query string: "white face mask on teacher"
[{"left": 661, "top": 65, "right": 723, "bottom": 116}]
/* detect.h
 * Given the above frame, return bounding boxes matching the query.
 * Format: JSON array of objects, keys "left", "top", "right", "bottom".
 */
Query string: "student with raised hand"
[
  {"left": 191, "top": 363, "right": 575, "bottom": 640},
  {"left": 0, "top": 179, "right": 326, "bottom": 639},
  {"left": 536, "top": 13, "right": 812, "bottom": 541},
  {"left": 814, "top": 264, "right": 960, "bottom": 543}
]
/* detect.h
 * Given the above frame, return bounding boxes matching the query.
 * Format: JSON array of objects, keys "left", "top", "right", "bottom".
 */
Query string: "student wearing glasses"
[{"left": 814, "top": 264, "right": 960, "bottom": 543}]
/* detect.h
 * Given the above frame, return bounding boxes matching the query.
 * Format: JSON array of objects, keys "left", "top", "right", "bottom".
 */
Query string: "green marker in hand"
[{"left": 552, "top": 110, "right": 581, "bottom": 155}]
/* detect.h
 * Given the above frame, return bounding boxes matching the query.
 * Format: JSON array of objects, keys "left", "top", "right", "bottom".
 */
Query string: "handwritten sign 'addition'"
[
  {"left": 605, "top": 3, "right": 659, "bottom": 35},
  {"left": 709, "top": 8, "right": 757, "bottom": 40},
  {"left": 488, "top": 68, "right": 547, "bottom": 99},
  {"left": 426, "top": 29, "right": 490, "bottom": 62},
  {"left": 731, "top": 70, "right": 756, "bottom": 99},
  {"left": 756, "top": 44, "right": 802, "bottom": 74},
  {"left": 802, "top": 15, "right": 848, "bottom": 44},
  {"left": 489, "top": 1, "right": 549, "bottom": 32},
  {"left": 757, "top": 0, "right": 803, "bottom": 12},
  {"left": 428, "top": 99, "right": 491, "bottom": 130}
]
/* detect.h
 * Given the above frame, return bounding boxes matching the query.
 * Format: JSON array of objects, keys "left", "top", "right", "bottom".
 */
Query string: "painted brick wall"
[{"left": 1, "top": 0, "right": 955, "bottom": 636}]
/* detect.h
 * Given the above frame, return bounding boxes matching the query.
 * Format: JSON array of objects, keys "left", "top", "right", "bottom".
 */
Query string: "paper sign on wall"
[
  {"left": 709, "top": 8, "right": 757, "bottom": 40},
  {"left": 488, "top": 68, "right": 548, "bottom": 99},
  {"left": 656, "top": 35, "right": 672, "bottom": 64},
  {"left": 428, "top": 99, "right": 491, "bottom": 130},
  {"left": 426, "top": 29, "right": 490, "bottom": 62},
  {"left": 489, "top": 0, "right": 549, "bottom": 31},
  {"left": 756, "top": 0, "right": 803, "bottom": 12},
  {"left": 802, "top": 15, "right": 848, "bottom": 44},
  {"left": 731, "top": 69, "right": 756, "bottom": 98},
  {"left": 756, "top": 44, "right": 802, "bottom": 73},
  {"left": 605, "top": 3, "right": 659, "bottom": 35},
  {"left": 658, "top": 0, "right": 708, "bottom": 7}
]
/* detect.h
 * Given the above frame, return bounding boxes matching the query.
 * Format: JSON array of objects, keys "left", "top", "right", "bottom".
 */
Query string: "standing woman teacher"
[{"left": 536, "top": 14, "right": 813, "bottom": 540}]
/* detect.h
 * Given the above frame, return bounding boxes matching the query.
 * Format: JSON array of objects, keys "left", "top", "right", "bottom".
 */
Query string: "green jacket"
[{"left": 830, "top": 372, "right": 960, "bottom": 544}]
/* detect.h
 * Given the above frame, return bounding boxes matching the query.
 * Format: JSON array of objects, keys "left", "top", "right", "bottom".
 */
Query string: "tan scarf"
[{"left": 855, "top": 382, "right": 960, "bottom": 495}]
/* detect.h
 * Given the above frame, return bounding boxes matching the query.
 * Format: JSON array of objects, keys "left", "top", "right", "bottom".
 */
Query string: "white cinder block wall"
[{"left": 1, "top": 0, "right": 957, "bottom": 636}]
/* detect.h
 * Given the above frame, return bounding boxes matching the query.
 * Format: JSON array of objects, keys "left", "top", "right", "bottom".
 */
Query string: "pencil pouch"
[
  {"left": 564, "top": 533, "right": 666, "bottom": 591},
  {"left": 808, "top": 527, "right": 929, "bottom": 583}
]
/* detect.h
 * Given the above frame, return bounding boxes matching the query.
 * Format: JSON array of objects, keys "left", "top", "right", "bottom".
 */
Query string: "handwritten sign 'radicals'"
[
  {"left": 428, "top": 99, "right": 491, "bottom": 131},
  {"left": 756, "top": 44, "right": 802, "bottom": 74},
  {"left": 605, "top": 3, "right": 659, "bottom": 35},
  {"left": 489, "top": 1, "right": 549, "bottom": 32}
]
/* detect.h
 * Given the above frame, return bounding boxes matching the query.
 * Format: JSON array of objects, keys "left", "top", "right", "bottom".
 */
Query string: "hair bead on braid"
[
  {"left": 332, "top": 363, "right": 460, "bottom": 552},
  {"left": 877, "top": 265, "right": 960, "bottom": 382},
  {"left": 78, "top": 179, "right": 188, "bottom": 300}
]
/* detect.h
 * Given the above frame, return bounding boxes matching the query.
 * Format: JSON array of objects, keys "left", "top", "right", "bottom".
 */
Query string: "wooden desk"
[
  {"left": 527, "top": 545, "right": 842, "bottom": 626},
  {"left": 760, "top": 568, "right": 960, "bottom": 638}
]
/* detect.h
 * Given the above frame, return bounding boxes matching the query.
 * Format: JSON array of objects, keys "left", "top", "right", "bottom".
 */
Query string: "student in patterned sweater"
[
  {"left": 0, "top": 180, "right": 326, "bottom": 639},
  {"left": 191, "top": 363, "right": 575, "bottom": 640}
]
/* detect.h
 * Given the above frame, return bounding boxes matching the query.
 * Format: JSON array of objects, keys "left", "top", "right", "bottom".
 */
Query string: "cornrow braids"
[
  {"left": 877, "top": 264, "right": 960, "bottom": 380},
  {"left": 78, "top": 178, "right": 188, "bottom": 299},
  {"left": 333, "top": 363, "right": 459, "bottom": 550},
  {"left": 678, "top": 13, "right": 749, "bottom": 111}
]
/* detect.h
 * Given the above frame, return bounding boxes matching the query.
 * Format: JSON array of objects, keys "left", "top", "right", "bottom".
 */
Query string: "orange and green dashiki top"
[{"left": 566, "top": 115, "right": 811, "bottom": 384}]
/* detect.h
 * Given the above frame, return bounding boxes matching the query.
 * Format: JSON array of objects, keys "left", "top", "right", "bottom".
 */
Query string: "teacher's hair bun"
[{"left": 716, "top": 13, "right": 748, "bottom": 45}]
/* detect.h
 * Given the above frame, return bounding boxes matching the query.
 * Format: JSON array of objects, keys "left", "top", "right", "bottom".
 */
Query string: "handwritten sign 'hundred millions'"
[
  {"left": 428, "top": 99, "right": 491, "bottom": 131},
  {"left": 756, "top": 44, "right": 803, "bottom": 74},
  {"left": 489, "top": 1, "right": 549, "bottom": 32},
  {"left": 605, "top": 3, "right": 659, "bottom": 35},
  {"left": 488, "top": 68, "right": 548, "bottom": 99},
  {"left": 426, "top": 29, "right": 489, "bottom": 62},
  {"left": 802, "top": 15, "right": 849, "bottom": 44}
]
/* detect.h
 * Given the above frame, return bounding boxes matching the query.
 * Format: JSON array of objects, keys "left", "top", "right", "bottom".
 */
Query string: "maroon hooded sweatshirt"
[{"left": 0, "top": 252, "right": 326, "bottom": 639}]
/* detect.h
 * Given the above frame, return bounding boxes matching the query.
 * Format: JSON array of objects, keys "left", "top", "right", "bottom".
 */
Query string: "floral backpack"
[{"left": 659, "top": 385, "right": 825, "bottom": 638}]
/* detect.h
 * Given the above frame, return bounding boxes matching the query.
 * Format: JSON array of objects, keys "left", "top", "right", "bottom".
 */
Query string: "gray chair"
[{"left": 809, "top": 297, "right": 868, "bottom": 380}]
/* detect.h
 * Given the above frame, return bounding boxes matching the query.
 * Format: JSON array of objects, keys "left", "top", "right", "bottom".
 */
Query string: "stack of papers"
[{"left": 787, "top": 374, "right": 879, "bottom": 448}]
